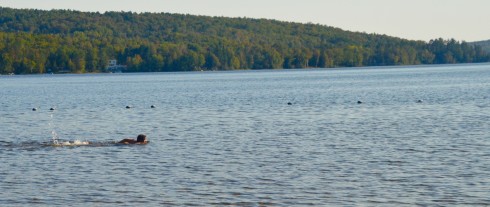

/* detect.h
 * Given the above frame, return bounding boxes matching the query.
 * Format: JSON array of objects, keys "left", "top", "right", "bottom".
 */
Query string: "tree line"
[
  {"left": 471, "top": 40, "right": 490, "bottom": 53},
  {"left": 0, "top": 7, "right": 489, "bottom": 74}
]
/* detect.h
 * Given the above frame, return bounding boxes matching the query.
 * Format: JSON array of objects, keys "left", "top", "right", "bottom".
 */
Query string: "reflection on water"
[{"left": 1, "top": 64, "right": 490, "bottom": 206}]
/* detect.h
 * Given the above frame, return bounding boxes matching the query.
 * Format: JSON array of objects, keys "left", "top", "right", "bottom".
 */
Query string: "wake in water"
[
  {"left": 0, "top": 139, "right": 121, "bottom": 151},
  {"left": 49, "top": 139, "right": 90, "bottom": 147}
]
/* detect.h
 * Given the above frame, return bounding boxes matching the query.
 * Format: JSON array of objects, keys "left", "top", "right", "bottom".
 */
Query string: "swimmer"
[{"left": 119, "top": 134, "right": 149, "bottom": 144}]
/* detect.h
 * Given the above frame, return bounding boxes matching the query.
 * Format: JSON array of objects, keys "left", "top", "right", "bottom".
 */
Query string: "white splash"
[
  {"left": 51, "top": 130, "right": 59, "bottom": 145},
  {"left": 49, "top": 113, "right": 60, "bottom": 145},
  {"left": 47, "top": 111, "right": 90, "bottom": 147},
  {"left": 53, "top": 140, "right": 90, "bottom": 146}
]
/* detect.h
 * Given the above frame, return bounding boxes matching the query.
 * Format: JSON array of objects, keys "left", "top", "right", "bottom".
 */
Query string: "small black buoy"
[
  {"left": 49, "top": 107, "right": 55, "bottom": 111},
  {"left": 151, "top": 105, "right": 156, "bottom": 108},
  {"left": 126, "top": 106, "right": 132, "bottom": 109},
  {"left": 416, "top": 99, "right": 423, "bottom": 103},
  {"left": 357, "top": 101, "right": 363, "bottom": 104},
  {"left": 287, "top": 102, "right": 292, "bottom": 105},
  {"left": 32, "top": 108, "right": 37, "bottom": 111}
]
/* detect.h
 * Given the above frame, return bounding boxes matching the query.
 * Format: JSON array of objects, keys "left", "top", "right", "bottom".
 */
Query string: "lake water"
[{"left": 1, "top": 64, "right": 490, "bottom": 206}]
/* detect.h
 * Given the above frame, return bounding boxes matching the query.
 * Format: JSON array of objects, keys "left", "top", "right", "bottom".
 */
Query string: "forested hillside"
[
  {"left": 471, "top": 40, "right": 490, "bottom": 53},
  {"left": 1, "top": 7, "right": 489, "bottom": 74}
]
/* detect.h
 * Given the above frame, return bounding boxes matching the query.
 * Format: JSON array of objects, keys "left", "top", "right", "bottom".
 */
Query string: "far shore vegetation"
[{"left": 1, "top": 7, "right": 489, "bottom": 74}]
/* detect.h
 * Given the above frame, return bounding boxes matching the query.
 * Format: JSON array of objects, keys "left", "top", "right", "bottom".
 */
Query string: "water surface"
[{"left": 1, "top": 64, "right": 490, "bottom": 206}]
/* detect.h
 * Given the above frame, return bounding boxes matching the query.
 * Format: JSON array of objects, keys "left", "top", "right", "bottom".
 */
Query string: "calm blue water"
[{"left": 1, "top": 64, "right": 490, "bottom": 206}]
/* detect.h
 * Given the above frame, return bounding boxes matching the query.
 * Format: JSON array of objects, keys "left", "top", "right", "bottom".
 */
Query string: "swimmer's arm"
[{"left": 118, "top": 138, "right": 135, "bottom": 144}]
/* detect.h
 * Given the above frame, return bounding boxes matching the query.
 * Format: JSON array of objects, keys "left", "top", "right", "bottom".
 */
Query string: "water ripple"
[{"left": 1, "top": 65, "right": 490, "bottom": 206}]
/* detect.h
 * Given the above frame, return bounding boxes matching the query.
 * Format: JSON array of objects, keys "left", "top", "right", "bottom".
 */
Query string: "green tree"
[{"left": 0, "top": 7, "right": 488, "bottom": 74}]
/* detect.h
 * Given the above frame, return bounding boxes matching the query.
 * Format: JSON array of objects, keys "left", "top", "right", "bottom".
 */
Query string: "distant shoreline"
[{"left": 2, "top": 62, "right": 489, "bottom": 76}]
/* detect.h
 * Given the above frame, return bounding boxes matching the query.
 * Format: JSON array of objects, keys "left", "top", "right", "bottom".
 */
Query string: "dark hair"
[{"left": 136, "top": 134, "right": 147, "bottom": 142}]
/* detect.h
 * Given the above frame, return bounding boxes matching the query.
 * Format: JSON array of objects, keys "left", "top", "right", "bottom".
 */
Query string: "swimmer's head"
[{"left": 136, "top": 134, "right": 147, "bottom": 142}]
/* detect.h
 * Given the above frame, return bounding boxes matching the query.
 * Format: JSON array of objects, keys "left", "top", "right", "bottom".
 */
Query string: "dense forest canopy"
[
  {"left": 0, "top": 7, "right": 489, "bottom": 74},
  {"left": 471, "top": 39, "right": 490, "bottom": 53}
]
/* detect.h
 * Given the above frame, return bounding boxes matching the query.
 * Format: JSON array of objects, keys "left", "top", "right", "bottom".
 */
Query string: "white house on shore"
[{"left": 107, "top": 60, "right": 127, "bottom": 73}]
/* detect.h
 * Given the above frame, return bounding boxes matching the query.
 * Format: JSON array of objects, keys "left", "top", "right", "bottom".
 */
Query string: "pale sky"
[{"left": 2, "top": 0, "right": 489, "bottom": 42}]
